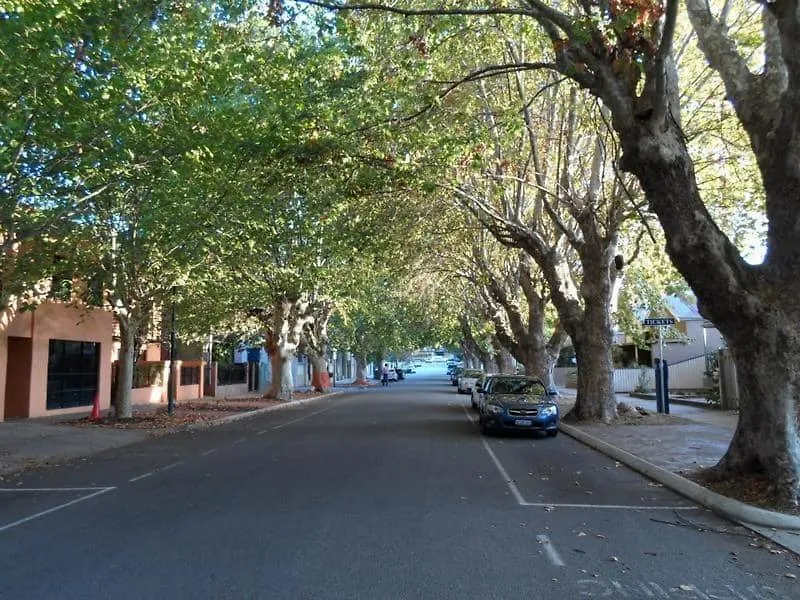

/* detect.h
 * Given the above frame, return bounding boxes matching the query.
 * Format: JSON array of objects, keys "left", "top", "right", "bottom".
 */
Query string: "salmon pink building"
[{"left": 0, "top": 302, "right": 114, "bottom": 422}]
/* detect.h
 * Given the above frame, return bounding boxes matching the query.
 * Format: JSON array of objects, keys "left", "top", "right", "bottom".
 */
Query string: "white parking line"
[
  {"left": 0, "top": 487, "right": 115, "bottom": 533},
  {"left": 481, "top": 438, "right": 527, "bottom": 505},
  {"left": 462, "top": 407, "right": 701, "bottom": 513},
  {"left": 536, "top": 534, "right": 565, "bottom": 567},
  {"left": 462, "top": 406, "right": 527, "bottom": 505}
]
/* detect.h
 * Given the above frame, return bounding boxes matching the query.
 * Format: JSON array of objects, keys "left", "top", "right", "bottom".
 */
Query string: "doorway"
[{"left": 4, "top": 337, "right": 33, "bottom": 418}]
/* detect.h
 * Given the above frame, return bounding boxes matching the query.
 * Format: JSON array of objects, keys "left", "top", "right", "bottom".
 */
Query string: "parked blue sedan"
[{"left": 477, "top": 376, "right": 559, "bottom": 437}]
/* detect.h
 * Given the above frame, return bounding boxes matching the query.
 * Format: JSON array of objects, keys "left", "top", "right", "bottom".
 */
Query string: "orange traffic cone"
[{"left": 90, "top": 394, "right": 101, "bottom": 421}]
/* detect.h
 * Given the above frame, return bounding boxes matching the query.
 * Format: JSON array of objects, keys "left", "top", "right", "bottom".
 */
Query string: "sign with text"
[{"left": 643, "top": 317, "right": 675, "bottom": 326}]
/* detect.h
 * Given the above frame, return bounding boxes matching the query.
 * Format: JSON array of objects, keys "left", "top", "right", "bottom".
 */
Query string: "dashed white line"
[
  {"left": 233, "top": 438, "right": 246, "bottom": 445},
  {"left": 536, "top": 534, "right": 565, "bottom": 567},
  {"left": 257, "top": 430, "right": 268, "bottom": 435},
  {"left": 129, "top": 460, "right": 183, "bottom": 483},
  {"left": 201, "top": 448, "right": 218, "bottom": 456},
  {"left": 0, "top": 487, "right": 116, "bottom": 533},
  {"left": 272, "top": 404, "right": 339, "bottom": 430}
]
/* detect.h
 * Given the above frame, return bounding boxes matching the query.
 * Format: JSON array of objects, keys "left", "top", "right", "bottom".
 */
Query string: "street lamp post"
[{"left": 167, "top": 287, "right": 177, "bottom": 415}]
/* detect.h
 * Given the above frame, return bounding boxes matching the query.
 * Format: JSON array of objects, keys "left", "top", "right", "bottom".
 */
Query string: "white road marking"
[
  {"left": 536, "top": 534, "right": 565, "bottom": 567},
  {"left": 257, "top": 430, "right": 268, "bottom": 435},
  {"left": 129, "top": 460, "right": 183, "bottom": 483},
  {"left": 463, "top": 407, "right": 703, "bottom": 512},
  {"left": 648, "top": 581, "right": 670, "bottom": 598},
  {"left": 0, "top": 487, "right": 115, "bottom": 533},
  {"left": 481, "top": 438, "right": 527, "bottom": 505},
  {"left": 272, "top": 404, "right": 339, "bottom": 430},
  {"left": 462, "top": 406, "right": 527, "bottom": 505},
  {"left": 233, "top": 438, "right": 246, "bottom": 445},
  {"left": 0, "top": 487, "right": 111, "bottom": 492},
  {"left": 684, "top": 584, "right": 710, "bottom": 600},
  {"left": 201, "top": 448, "right": 218, "bottom": 456},
  {"left": 462, "top": 406, "right": 527, "bottom": 506},
  {"left": 522, "top": 502, "right": 699, "bottom": 510}
]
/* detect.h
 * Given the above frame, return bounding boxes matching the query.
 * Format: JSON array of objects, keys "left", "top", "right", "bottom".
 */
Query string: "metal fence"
[{"left": 555, "top": 354, "right": 712, "bottom": 393}]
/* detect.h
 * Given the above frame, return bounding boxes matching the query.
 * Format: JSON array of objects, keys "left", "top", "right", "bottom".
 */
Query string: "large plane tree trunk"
[
  {"left": 354, "top": 353, "right": 368, "bottom": 384},
  {"left": 570, "top": 309, "right": 615, "bottom": 421},
  {"left": 309, "top": 353, "right": 331, "bottom": 392},
  {"left": 621, "top": 119, "right": 800, "bottom": 504},
  {"left": 114, "top": 316, "right": 136, "bottom": 419},
  {"left": 264, "top": 295, "right": 313, "bottom": 402},
  {"left": 719, "top": 327, "right": 800, "bottom": 503}
]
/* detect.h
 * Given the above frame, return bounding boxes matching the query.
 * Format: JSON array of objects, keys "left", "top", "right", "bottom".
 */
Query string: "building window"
[
  {"left": 180, "top": 365, "right": 200, "bottom": 386},
  {"left": 47, "top": 340, "right": 100, "bottom": 410}
]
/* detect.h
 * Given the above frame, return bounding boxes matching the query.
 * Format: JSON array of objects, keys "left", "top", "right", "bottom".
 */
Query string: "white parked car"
[
  {"left": 471, "top": 373, "right": 497, "bottom": 410},
  {"left": 457, "top": 369, "right": 483, "bottom": 395},
  {"left": 387, "top": 368, "right": 399, "bottom": 381}
]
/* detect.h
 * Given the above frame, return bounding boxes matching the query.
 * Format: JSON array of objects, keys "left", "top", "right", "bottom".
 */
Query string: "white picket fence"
[{"left": 554, "top": 355, "right": 709, "bottom": 392}]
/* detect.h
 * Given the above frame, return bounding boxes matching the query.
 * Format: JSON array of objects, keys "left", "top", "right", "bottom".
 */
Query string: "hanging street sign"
[{"left": 643, "top": 317, "right": 676, "bottom": 326}]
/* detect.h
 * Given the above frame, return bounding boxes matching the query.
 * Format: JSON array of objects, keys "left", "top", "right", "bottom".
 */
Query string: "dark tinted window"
[{"left": 47, "top": 340, "right": 100, "bottom": 410}]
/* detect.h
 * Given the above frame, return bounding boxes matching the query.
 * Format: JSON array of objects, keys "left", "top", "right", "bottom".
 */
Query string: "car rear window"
[{"left": 490, "top": 378, "right": 546, "bottom": 396}]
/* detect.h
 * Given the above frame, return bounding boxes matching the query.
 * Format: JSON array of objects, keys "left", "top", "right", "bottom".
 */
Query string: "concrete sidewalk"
[{"left": 557, "top": 390, "right": 800, "bottom": 554}]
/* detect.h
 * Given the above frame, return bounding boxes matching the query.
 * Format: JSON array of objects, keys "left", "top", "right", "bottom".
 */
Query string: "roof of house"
[{"left": 664, "top": 295, "right": 703, "bottom": 321}]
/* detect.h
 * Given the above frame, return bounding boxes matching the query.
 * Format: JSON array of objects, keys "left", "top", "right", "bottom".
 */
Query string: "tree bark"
[
  {"left": 492, "top": 338, "right": 515, "bottom": 373},
  {"left": 619, "top": 122, "right": 800, "bottom": 503},
  {"left": 310, "top": 353, "right": 331, "bottom": 392},
  {"left": 570, "top": 313, "right": 615, "bottom": 421},
  {"left": 114, "top": 317, "right": 136, "bottom": 419},
  {"left": 263, "top": 295, "right": 312, "bottom": 401},
  {"left": 715, "top": 330, "right": 800, "bottom": 504},
  {"left": 354, "top": 353, "right": 368, "bottom": 384}
]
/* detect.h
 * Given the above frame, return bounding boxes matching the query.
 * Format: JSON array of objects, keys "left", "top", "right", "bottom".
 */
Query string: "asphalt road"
[{"left": 0, "top": 370, "right": 798, "bottom": 599}]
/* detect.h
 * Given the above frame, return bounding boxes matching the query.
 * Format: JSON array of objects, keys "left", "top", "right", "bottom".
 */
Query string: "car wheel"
[{"left": 546, "top": 429, "right": 558, "bottom": 438}]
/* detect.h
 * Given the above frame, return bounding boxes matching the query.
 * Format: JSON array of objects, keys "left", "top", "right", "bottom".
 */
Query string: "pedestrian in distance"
[{"left": 381, "top": 363, "right": 389, "bottom": 386}]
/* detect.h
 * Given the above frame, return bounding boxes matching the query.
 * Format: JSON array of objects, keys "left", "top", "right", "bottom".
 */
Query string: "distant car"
[
  {"left": 387, "top": 368, "right": 399, "bottom": 382},
  {"left": 478, "top": 376, "right": 559, "bottom": 437},
  {"left": 450, "top": 366, "right": 463, "bottom": 386},
  {"left": 457, "top": 369, "right": 483, "bottom": 394}
]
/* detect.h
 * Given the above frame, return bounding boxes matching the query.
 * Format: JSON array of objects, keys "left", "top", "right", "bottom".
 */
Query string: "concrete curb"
[
  {"left": 559, "top": 422, "right": 800, "bottom": 531},
  {"left": 184, "top": 390, "right": 346, "bottom": 432}
]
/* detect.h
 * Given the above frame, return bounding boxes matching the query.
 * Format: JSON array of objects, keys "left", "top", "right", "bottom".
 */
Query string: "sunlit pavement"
[{"left": 0, "top": 367, "right": 797, "bottom": 599}]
